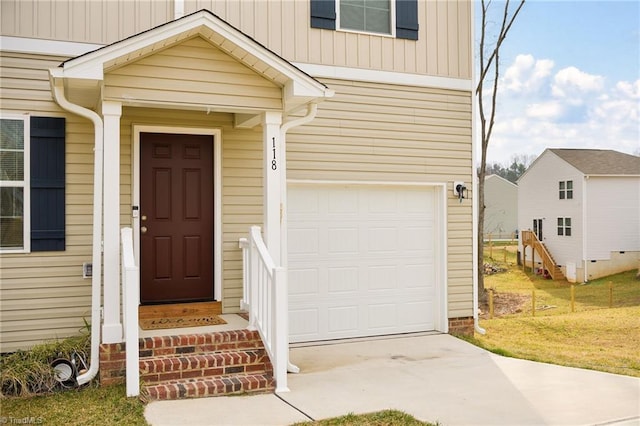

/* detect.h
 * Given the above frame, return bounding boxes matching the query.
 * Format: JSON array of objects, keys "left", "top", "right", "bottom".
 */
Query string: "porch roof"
[{"left": 49, "top": 9, "right": 334, "bottom": 115}]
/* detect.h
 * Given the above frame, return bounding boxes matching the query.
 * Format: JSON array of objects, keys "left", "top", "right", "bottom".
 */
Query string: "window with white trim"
[
  {"left": 557, "top": 217, "right": 571, "bottom": 236},
  {"left": 0, "top": 115, "right": 29, "bottom": 252},
  {"left": 340, "top": 0, "right": 392, "bottom": 35},
  {"left": 311, "top": 0, "right": 419, "bottom": 40},
  {"left": 559, "top": 180, "right": 573, "bottom": 199},
  {"left": 1, "top": 114, "right": 66, "bottom": 253}
]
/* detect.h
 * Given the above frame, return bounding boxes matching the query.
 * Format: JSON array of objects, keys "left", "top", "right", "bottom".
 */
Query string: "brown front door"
[{"left": 140, "top": 132, "right": 214, "bottom": 304}]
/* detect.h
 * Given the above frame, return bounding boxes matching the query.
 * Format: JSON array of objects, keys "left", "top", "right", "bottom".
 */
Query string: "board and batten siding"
[
  {"left": 0, "top": 52, "right": 99, "bottom": 352},
  {"left": 2, "top": 0, "right": 471, "bottom": 80},
  {"left": 0, "top": 0, "right": 173, "bottom": 47},
  {"left": 287, "top": 78, "right": 473, "bottom": 318},
  {"left": 103, "top": 37, "right": 283, "bottom": 111}
]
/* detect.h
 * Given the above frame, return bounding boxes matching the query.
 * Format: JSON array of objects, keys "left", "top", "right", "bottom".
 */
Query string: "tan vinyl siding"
[
  {"left": 103, "top": 37, "right": 282, "bottom": 111},
  {"left": 0, "top": 0, "right": 173, "bottom": 45},
  {"left": 1, "top": 0, "right": 471, "bottom": 79},
  {"left": 118, "top": 107, "right": 263, "bottom": 314},
  {"left": 288, "top": 79, "right": 473, "bottom": 318},
  {"left": 0, "top": 52, "right": 99, "bottom": 352}
]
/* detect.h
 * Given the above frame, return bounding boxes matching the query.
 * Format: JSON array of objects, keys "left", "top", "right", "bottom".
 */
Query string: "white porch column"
[
  {"left": 102, "top": 101, "right": 123, "bottom": 343},
  {"left": 263, "top": 111, "right": 283, "bottom": 264}
]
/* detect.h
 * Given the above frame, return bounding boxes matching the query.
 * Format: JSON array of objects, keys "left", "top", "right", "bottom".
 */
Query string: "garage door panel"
[
  {"left": 328, "top": 227, "right": 359, "bottom": 253},
  {"left": 328, "top": 189, "right": 358, "bottom": 214},
  {"left": 368, "top": 265, "right": 398, "bottom": 290},
  {"left": 328, "top": 267, "right": 359, "bottom": 293},
  {"left": 288, "top": 227, "right": 320, "bottom": 255},
  {"left": 288, "top": 185, "right": 438, "bottom": 343},
  {"left": 328, "top": 306, "right": 358, "bottom": 334},
  {"left": 289, "top": 268, "right": 320, "bottom": 296},
  {"left": 368, "top": 303, "right": 398, "bottom": 330},
  {"left": 289, "top": 307, "right": 320, "bottom": 337}
]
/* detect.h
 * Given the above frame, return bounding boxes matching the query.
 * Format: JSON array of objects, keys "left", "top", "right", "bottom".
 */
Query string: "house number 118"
[{"left": 271, "top": 137, "right": 277, "bottom": 170}]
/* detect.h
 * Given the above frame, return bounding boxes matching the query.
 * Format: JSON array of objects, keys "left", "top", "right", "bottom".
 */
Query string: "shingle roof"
[{"left": 549, "top": 149, "right": 640, "bottom": 175}]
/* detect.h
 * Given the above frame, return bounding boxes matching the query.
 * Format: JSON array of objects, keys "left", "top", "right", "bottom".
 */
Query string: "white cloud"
[
  {"left": 551, "top": 66, "right": 605, "bottom": 103},
  {"left": 482, "top": 56, "right": 639, "bottom": 165},
  {"left": 502, "top": 54, "right": 554, "bottom": 94},
  {"left": 526, "top": 101, "right": 564, "bottom": 120},
  {"left": 615, "top": 80, "right": 640, "bottom": 99}
]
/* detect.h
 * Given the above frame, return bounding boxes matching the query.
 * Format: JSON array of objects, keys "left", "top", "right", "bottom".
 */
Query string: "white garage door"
[{"left": 288, "top": 184, "right": 438, "bottom": 343}]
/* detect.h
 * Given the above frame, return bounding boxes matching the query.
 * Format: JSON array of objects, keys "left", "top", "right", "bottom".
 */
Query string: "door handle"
[{"left": 141, "top": 226, "right": 148, "bottom": 234}]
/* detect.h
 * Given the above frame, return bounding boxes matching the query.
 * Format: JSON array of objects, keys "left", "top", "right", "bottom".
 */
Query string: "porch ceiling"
[{"left": 49, "top": 9, "right": 333, "bottom": 118}]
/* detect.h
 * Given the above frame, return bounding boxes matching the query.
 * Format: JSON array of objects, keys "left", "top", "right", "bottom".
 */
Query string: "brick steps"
[
  {"left": 140, "top": 330, "right": 274, "bottom": 400},
  {"left": 144, "top": 373, "right": 274, "bottom": 400}
]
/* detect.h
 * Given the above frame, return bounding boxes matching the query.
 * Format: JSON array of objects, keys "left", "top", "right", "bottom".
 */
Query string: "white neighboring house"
[
  {"left": 484, "top": 174, "right": 518, "bottom": 240},
  {"left": 518, "top": 148, "right": 640, "bottom": 283}
]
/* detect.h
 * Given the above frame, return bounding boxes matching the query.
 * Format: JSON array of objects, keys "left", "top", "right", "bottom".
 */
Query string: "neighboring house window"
[
  {"left": 0, "top": 115, "right": 65, "bottom": 253},
  {"left": 557, "top": 217, "right": 571, "bottom": 236},
  {"left": 559, "top": 180, "right": 573, "bottom": 199},
  {"left": 310, "top": 0, "right": 419, "bottom": 40}
]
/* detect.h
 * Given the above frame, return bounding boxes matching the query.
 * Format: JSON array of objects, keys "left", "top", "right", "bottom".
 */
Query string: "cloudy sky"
[{"left": 475, "top": 0, "right": 640, "bottom": 166}]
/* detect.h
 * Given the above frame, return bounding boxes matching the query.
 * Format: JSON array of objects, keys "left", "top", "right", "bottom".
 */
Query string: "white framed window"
[
  {"left": 559, "top": 180, "right": 573, "bottom": 199},
  {"left": 557, "top": 217, "right": 571, "bottom": 236},
  {"left": 338, "top": 0, "right": 394, "bottom": 36},
  {"left": 0, "top": 114, "right": 30, "bottom": 252}
]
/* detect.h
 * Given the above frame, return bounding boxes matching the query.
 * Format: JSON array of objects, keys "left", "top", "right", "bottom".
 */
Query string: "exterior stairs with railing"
[
  {"left": 521, "top": 230, "right": 565, "bottom": 281},
  {"left": 139, "top": 329, "right": 274, "bottom": 400}
]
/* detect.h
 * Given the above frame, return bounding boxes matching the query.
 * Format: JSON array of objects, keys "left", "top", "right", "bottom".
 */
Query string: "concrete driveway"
[{"left": 145, "top": 333, "right": 640, "bottom": 425}]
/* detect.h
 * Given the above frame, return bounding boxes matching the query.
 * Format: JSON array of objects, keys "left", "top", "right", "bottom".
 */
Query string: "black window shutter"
[
  {"left": 30, "top": 117, "right": 65, "bottom": 251},
  {"left": 311, "top": 0, "right": 336, "bottom": 30},
  {"left": 396, "top": 0, "right": 419, "bottom": 40}
]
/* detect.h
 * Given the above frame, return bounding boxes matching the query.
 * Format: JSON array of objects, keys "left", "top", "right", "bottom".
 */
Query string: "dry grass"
[{"left": 470, "top": 244, "right": 640, "bottom": 377}]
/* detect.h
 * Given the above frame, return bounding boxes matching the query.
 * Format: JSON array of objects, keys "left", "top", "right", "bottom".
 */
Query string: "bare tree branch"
[{"left": 476, "top": 0, "right": 526, "bottom": 304}]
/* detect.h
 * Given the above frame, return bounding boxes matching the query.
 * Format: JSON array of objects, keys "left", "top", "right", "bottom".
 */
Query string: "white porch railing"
[
  {"left": 121, "top": 227, "right": 140, "bottom": 397},
  {"left": 239, "top": 226, "right": 296, "bottom": 393}
]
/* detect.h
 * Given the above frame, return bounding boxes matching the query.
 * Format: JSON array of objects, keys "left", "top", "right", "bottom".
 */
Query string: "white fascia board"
[
  {"left": 49, "top": 11, "right": 329, "bottom": 99},
  {"left": 294, "top": 62, "right": 472, "bottom": 92},
  {"left": 0, "top": 36, "right": 103, "bottom": 57}
]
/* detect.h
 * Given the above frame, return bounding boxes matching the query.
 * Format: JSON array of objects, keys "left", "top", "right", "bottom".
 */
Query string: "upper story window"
[
  {"left": 559, "top": 180, "right": 573, "bottom": 199},
  {"left": 557, "top": 217, "right": 572, "bottom": 236},
  {"left": 311, "top": 0, "right": 419, "bottom": 40},
  {"left": 1, "top": 116, "right": 29, "bottom": 252},
  {"left": 340, "top": 0, "right": 391, "bottom": 35}
]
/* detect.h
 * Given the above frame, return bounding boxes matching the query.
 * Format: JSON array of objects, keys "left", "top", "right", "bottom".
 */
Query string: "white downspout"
[
  {"left": 470, "top": 2, "right": 485, "bottom": 336},
  {"left": 279, "top": 102, "right": 318, "bottom": 374},
  {"left": 50, "top": 70, "right": 104, "bottom": 385}
]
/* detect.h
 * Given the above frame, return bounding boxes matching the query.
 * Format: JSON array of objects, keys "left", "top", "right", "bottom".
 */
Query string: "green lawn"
[
  {"left": 0, "top": 384, "right": 147, "bottom": 425},
  {"left": 471, "top": 245, "right": 640, "bottom": 377}
]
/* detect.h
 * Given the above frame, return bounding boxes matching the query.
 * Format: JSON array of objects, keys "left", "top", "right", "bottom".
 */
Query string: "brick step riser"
[
  {"left": 140, "top": 352, "right": 272, "bottom": 384},
  {"left": 145, "top": 374, "right": 274, "bottom": 400},
  {"left": 139, "top": 330, "right": 263, "bottom": 358},
  {"left": 140, "top": 351, "right": 266, "bottom": 373}
]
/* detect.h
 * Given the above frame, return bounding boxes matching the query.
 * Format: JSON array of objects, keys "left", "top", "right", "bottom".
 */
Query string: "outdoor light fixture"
[{"left": 454, "top": 182, "right": 467, "bottom": 203}]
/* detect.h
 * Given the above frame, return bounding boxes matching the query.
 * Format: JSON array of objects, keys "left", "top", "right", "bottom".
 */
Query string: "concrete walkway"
[{"left": 144, "top": 334, "right": 640, "bottom": 426}]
